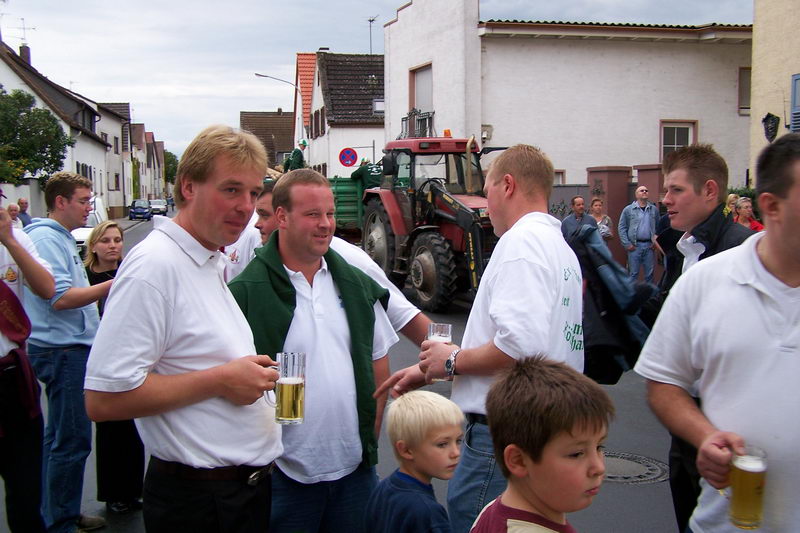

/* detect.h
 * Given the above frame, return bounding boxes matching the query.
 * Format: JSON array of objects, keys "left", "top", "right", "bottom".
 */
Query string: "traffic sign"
[{"left": 339, "top": 147, "right": 358, "bottom": 167}]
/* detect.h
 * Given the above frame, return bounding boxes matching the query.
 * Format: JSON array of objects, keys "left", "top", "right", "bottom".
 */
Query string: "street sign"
[{"left": 339, "top": 147, "right": 358, "bottom": 167}]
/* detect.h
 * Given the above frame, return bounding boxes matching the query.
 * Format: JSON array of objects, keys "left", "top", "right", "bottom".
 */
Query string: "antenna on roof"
[
  {"left": 368, "top": 15, "right": 379, "bottom": 54},
  {"left": 12, "top": 17, "right": 36, "bottom": 44}
]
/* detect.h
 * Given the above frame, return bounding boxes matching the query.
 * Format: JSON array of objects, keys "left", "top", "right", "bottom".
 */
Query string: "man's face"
[
  {"left": 764, "top": 160, "right": 800, "bottom": 266},
  {"left": 518, "top": 425, "right": 607, "bottom": 524},
  {"left": 255, "top": 193, "right": 277, "bottom": 244},
  {"left": 635, "top": 186, "right": 649, "bottom": 203},
  {"left": 277, "top": 184, "right": 335, "bottom": 264},
  {"left": 17, "top": 198, "right": 28, "bottom": 212},
  {"left": 59, "top": 187, "right": 93, "bottom": 231},
  {"left": 7, "top": 205, "right": 19, "bottom": 219},
  {"left": 572, "top": 197, "right": 585, "bottom": 217},
  {"left": 663, "top": 168, "right": 714, "bottom": 233},
  {"left": 483, "top": 166, "right": 508, "bottom": 236},
  {"left": 182, "top": 155, "right": 263, "bottom": 250}
]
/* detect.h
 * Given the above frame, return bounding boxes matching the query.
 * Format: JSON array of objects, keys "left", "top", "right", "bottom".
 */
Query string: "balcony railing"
[{"left": 399, "top": 108, "right": 435, "bottom": 139}]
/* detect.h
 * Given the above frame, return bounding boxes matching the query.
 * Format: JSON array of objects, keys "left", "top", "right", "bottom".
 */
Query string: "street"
[{"left": 1, "top": 215, "right": 677, "bottom": 533}]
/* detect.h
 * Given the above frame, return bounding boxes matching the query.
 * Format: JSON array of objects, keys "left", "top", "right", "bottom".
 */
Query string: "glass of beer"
[
  {"left": 729, "top": 445, "right": 767, "bottom": 529},
  {"left": 427, "top": 323, "right": 452, "bottom": 382},
  {"left": 275, "top": 352, "right": 305, "bottom": 425}
]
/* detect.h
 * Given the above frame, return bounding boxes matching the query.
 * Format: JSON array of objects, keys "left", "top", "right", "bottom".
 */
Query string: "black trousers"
[
  {"left": 669, "top": 434, "right": 701, "bottom": 532},
  {"left": 0, "top": 371, "right": 46, "bottom": 533},
  {"left": 95, "top": 419, "right": 145, "bottom": 502},
  {"left": 143, "top": 461, "right": 272, "bottom": 533}
]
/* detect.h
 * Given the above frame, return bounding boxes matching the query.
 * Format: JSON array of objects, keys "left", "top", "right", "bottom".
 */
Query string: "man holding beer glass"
[
  {"left": 229, "top": 169, "right": 398, "bottom": 533},
  {"left": 636, "top": 134, "right": 800, "bottom": 531}
]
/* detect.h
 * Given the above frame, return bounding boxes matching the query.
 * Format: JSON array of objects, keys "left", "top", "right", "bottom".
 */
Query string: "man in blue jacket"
[
  {"left": 618, "top": 185, "right": 659, "bottom": 283},
  {"left": 24, "top": 172, "right": 112, "bottom": 533}
]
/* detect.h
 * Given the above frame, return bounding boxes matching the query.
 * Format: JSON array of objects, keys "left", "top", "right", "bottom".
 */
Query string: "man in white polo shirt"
[
  {"left": 382, "top": 144, "right": 584, "bottom": 533},
  {"left": 229, "top": 169, "right": 398, "bottom": 533},
  {"left": 84, "top": 125, "right": 282, "bottom": 533}
]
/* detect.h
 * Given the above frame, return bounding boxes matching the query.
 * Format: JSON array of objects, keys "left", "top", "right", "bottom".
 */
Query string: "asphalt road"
[{"left": 1, "top": 215, "right": 679, "bottom": 532}]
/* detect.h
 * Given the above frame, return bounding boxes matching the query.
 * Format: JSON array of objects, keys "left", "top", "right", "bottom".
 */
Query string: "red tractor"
[{"left": 362, "top": 135, "right": 499, "bottom": 311}]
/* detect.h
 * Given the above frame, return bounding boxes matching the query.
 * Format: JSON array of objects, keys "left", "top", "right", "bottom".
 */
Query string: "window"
[
  {"left": 660, "top": 121, "right": 697, "bottom": 160},
  {"left": 101, "top": 132, "right": 108, "bottom": 143},
  {"left": 320, "top": 107, "right": 325, "bottom": 135},
  {"left": 738, "top": 68, "right": 751, "bottom": 114},
  {"left": 554, "top": 170, "right": 566, "bottom": 185},
  {"left": 409, "top": 64, "right": 432, "bottom": 112},
  {"left": 792, "top": 74, "right": 800, "bottom": 133},
  {"left": 321, "top": 163, "right": 327, "bottom": 177},
  {"left": 114, "top": 136, "right": 119, "bottom": 154},
  {"left": 76, "top": 161, "right": 81, "bottom": 173}
]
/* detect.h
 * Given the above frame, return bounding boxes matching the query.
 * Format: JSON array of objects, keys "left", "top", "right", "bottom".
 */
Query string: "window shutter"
[{"left": 791, "top": 74, "right": 800, "bottom": 133}]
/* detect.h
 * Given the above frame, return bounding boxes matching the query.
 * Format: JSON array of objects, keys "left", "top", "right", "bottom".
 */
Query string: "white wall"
[
  {"left": 481, "top": 38, "right": 751, "bottom": 186},
  {"left": 384, "top": 0, "right": 481, "bottom": 141},
  {"left": 326, "top": 126, "right": 384, "bottom": 178}
]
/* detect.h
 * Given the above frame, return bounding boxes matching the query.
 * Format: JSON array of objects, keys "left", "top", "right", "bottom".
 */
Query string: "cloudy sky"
[{"left": 0, "top": 0, "right": 753, "bottom": 157}]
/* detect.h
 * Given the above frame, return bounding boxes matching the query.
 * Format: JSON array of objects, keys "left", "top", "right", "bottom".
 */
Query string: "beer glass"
[
  {"left": 274, "top": 352, "right": 305, "bottom": 425},
  {"left": 729, "top": 445, "right": 767, "bottom": 530},
  {"left": 427, "top": 323, "right": 452, "bottom": 382}
]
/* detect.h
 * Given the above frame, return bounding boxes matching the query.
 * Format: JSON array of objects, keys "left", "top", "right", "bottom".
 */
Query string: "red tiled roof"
[{"left": 295, "top": 53, "right": 316, "bottom": 129}]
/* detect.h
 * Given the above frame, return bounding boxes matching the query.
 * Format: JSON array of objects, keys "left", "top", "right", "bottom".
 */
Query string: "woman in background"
[
  {"left": 725, "top": 193, "right": 739, "bottom": 216},
  {"left": 84, "top": 221, "right": 144, "bottom": 514},
  {"left": 733, "top": 196, "right": 764, "bottom": 232},
  {"left": 589, "top": 197, "right": 613, "bottom": 243}
]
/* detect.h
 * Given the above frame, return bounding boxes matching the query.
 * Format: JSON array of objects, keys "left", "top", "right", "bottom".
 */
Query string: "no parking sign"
[{"left": 339, "top": 147, "right": 358, "bottom": 167}]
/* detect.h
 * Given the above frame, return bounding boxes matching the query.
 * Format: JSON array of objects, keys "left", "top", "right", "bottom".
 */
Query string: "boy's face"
[
  {"left": 400, "top": 424, "right": 463, "bottom": 484},
  {"left": 519, "top": 425, "right": 607, "bottom": 523}
]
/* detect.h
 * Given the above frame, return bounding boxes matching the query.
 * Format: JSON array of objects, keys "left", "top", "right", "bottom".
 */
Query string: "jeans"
[
  {"left": 28, "top": 345, "right": 92, "bottom": 533},
  {"left": 447, "top": 421, "right": 506, "bottom": 533},
  {"left": 627, "top": 241, "right": 655, "bottom": 283},
  {"left": 270, "top": 463, "right": 377, "bottom": 533}
]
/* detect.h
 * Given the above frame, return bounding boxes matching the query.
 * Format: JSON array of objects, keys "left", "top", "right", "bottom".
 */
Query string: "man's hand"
[
  {"left": 217, "top": 355, "right": 279, "bottom": 405},
  {"left": 419, "top": 340, "right": 458, "bottom": 382},
  {"left": 696, "top": 430, "right": 746, "bottom": 489},
  {"left": 0, "top": 207, "right": 14, "bottom": 245},
  {"left": 374, "top": 364, "right": 427, "bottom": 399},
  {"left": 627, "top": 244, "right": 636, "bottom": 251}
]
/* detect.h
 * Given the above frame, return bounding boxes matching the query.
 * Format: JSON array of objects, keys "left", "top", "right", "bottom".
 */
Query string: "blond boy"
[
  {"left": 365, "top": 391, "right": 465, "bottom": 533},
  {"left": 471, "top": 356, "right": 615, "bottom": 533}
]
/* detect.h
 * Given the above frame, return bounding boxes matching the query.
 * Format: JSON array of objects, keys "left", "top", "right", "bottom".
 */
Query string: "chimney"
[
  {"left": 278, "top": 107, "right": 283, "bottom": 114},
  {"left": 19, "top": 44, "right": 31, "bottom": 65},
  {"left": 318, "top": 47, "right": 329, "bottom": 52}
]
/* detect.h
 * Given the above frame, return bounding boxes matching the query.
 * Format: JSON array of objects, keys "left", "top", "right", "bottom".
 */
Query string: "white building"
[{"left": 384, "top": 0, "right": 753, "bottom": 186}]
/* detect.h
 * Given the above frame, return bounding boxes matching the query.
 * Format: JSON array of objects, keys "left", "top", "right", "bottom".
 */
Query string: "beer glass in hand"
[
  {"left": 729, "top": 445, "right": 767, "bottom": 530},
  {"left": 427, "top": 323, "right": 452, "bottom": 382},
  {"left": 275, "top": 352, "right": 306, "bottom": 425}
]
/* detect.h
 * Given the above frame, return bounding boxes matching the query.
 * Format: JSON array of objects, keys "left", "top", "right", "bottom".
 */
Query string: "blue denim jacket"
[
  {"left": 23, "top": 218, "right": 99, "bottom": 347},
  {"left": 618, "top": 201, "right": 658, "bottom": 249}
]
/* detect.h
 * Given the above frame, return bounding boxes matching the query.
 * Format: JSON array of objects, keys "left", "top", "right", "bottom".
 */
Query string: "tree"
[
  {"left": 164, "top": 149, "right": 178, "bottom": 184},
  {"left": 0, "top": 85, "right": 74, "bottom": 184}
]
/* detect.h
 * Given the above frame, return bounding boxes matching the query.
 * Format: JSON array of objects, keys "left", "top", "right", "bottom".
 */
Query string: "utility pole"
[{"left": 368, "top": 15, "right": 378, "bottom": 54}]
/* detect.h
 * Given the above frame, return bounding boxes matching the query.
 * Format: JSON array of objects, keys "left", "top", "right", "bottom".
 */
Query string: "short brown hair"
[
  {"left": 174, "top": 125, "right": 267, "bottom": 208},
  {"left": 489, "top": 144, "right": 554, "bottom": 199},
  {"left": 590, "top": 197, "right": 603, "bottom": 207},
  {"left": 45, "top": 172, "right": 92, "bottom": 211},
  {"left": 756, "top": 132, "right": 800, "bottom": 199},
  {"left": 486, "top": 355, "right": 615, "bottom": 477},
  {"left": 272, "top": 169, "right": 329, "bottom": 211},
  {"left": 570, "top": 195, "right": 584, "bottom": 206},
  {"left": 662, "top": 144, "right": 728, "bottom": 203}
]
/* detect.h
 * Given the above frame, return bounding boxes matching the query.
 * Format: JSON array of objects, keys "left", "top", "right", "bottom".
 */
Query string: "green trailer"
[{"left": 330, "top": 176, "right": 363, "bottom": 235}]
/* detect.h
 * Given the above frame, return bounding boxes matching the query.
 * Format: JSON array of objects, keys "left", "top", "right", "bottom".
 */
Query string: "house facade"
[{"left": 384, "top": 0, "right": 753, "bottom": 187}]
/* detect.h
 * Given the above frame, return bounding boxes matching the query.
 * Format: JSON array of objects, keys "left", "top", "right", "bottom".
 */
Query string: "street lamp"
[{"left": 254, "top": 72, "right": 304, "bottom": 143}]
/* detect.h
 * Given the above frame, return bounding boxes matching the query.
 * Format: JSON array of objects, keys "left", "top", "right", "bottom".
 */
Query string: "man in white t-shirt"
[
  {"left": 84, "top": 125, "right": 283, "bottom": 533},
  {"left": 635, "top": 133, "right": 800, "bottom": 533},
  {"left": 0, "top": 205, "right": 54, "bottom": 533},
  {"left": 381, "top": 145, "right": 584, "bottom": 533},
  {"left": 229, "top": 169, "right": 398, "bottom": 533}
]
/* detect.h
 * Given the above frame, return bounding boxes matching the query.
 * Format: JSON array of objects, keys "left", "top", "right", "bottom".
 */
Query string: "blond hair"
[
  {"left": 489, "top": 144, "right": 554, "bottom": 199},
  {"left": 387, "top": 391, "right": 464, "bottom": 461},
  {"left": 83, "top": 221, "right": 123, "bottom": 271}
]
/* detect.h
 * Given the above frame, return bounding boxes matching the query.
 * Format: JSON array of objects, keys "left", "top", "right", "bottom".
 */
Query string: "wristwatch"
[{"left": 445, "top": 349, "right": 461, "bottom": 378}]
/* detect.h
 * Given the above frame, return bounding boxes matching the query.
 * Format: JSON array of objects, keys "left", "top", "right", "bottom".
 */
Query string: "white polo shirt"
[
  {"left": 635, "top": 233, "right": 800, "bottom": 532},
  {"left": 85, "top": 216, "right": 282, "bottom": 468},
  {"left": 329, "top": 236, "right": 420, "bottom": 331},
  {"left": 224, "top": 212, "right": 261, "bottom": 281},
  {"left": 277, "top": 258, "right": 398, "bottom": 483},
  {"left": 451, "top": 212, "right": 584, "bottom": 415}
]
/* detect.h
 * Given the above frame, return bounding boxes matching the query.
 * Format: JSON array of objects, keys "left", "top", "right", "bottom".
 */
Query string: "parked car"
[
  {"left": 150, "top": 199, "right": 168, "bottom": 215},
  {"left": 72, "top": 196, "right": 109, "bottom": 258},
  {"left": 129, "top": 199, "right": 152, "bottom": 220}
]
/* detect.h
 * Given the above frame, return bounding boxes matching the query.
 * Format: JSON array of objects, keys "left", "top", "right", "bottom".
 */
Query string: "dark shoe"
[
  {"left": 77, "top": 514, "right": 106, "bottom": 531},
  {"left": 106, "top": 500, "right": 142, "bottom": 514}
]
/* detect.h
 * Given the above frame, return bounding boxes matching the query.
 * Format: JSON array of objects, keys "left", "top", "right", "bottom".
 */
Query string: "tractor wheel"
[
  {"left": 409, "top": 233, "right": 457, "bottom": 312},
  {"left": 363, "top": 199, "right": 400, "bottom": 282}
]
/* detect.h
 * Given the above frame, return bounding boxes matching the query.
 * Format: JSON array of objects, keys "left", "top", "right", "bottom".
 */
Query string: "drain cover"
[{"left": 604, "top": 452, "right": 669, "bottom": 484}]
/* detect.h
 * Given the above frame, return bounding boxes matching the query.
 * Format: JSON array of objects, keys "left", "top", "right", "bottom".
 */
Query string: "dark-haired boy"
[{"left": 471, "top": 356, "right": 615, "bottom": 533}]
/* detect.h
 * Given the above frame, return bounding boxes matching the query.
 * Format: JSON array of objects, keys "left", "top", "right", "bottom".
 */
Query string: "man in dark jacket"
[{"left": 647, "top": 143, "right": 752, "bottom": 532}]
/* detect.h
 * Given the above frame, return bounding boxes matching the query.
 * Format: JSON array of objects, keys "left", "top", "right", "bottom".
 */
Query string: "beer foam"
[
  {"left": 733, "top": 454, "right": 767, "bottom": 473},
  {"left": 277, "top": 377, "right": 304, "bottom": 385},
  {"left": 429, "top": 335, "right": 451, "bottom": 343}
]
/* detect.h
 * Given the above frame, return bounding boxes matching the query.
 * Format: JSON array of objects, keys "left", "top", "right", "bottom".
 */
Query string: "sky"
[{"left": 0, "top": 0, "right": 753, "bottom": 157}]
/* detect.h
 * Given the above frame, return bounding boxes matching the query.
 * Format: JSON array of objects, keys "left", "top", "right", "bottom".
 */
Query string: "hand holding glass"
[
  {"left": 729, "top": 445, "right": 767, "bottom": 530},
  {"left": 427, "top": 323, "right": 452, "bottom": 382}
]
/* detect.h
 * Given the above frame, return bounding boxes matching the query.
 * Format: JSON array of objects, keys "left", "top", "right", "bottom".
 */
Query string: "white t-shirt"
[
  {"left": 277, "top": 259, "right": 398, "bottom": 483},
  {"left": 224, "top": 212, "right": 261, "bottom": 281},
  {"left": 329, "top": 236, "right": 420, "bottom": 331},
  {"left": 0, "top": 228, "right": 52, "bottom": 354},
  {"left": 451, "top": 212, "right": 584, "bottom": 415},
  {"left": 635, "top": 233, "right": 800, "bottom": 533},
  {"left": 85, "top": 217, "right": 283, "bottom": 468}
]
